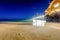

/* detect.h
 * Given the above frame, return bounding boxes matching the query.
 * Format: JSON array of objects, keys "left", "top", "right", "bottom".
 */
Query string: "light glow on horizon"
[{"left": 32, "top": 15, "right": 46, "bottom": 27}]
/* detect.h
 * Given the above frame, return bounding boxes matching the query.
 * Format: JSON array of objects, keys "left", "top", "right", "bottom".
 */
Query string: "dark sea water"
[{"left": 0, "top": 19, "right": 32, "bottom": 22}]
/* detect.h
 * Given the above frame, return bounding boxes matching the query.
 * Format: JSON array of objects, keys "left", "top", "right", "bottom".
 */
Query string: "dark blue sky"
[{"left": 0, "top": 0, "right": 52, "bottom": 19}]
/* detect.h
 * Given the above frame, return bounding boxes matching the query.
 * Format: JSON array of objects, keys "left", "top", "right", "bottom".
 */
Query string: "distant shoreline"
[
  {"left": 0, "top": 22, "right": 32, "bottom": 25},
  {"left": 0, "top": 19, "right": 32, "bottom": 22}
]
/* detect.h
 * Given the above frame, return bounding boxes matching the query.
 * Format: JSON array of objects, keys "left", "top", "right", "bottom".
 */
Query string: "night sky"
[{"left": 0, "top": 0, "right": 52, "bottom": 19}]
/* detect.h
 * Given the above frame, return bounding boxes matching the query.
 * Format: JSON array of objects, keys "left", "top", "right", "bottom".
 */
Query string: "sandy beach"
[{"left": 0, "top": 22, "right": 60, "bottom": 40}]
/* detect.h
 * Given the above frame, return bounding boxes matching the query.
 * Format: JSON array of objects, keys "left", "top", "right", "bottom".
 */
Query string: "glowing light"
[
  {"left": 32, "top": 15, "right": 46, "bottom": 27},
  {"left": 33, "top": 20, "right": 46, "bottom": 27},
  {"left": 56, "top": 9, "right": 60, "bottom": 12},
  {"left": 54, "top": 3, "right": 60, "bottom": 8},
  {"left": 45, "top": 10, "right": 47, "bottom": 13}
]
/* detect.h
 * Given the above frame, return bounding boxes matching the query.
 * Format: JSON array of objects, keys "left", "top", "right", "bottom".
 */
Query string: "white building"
[{"left": 33, "top": 15, "right": 46, "bottom": 27}]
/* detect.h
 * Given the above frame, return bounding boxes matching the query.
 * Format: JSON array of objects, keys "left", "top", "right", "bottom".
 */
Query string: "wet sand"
[{"left": 0, "top": 22, "right": 60, "bottom": 40}]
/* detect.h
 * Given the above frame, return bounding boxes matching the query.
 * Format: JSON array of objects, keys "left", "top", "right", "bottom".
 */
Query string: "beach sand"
[{"left": 0, "top": 22, "right": 60, "bottom": 40}]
